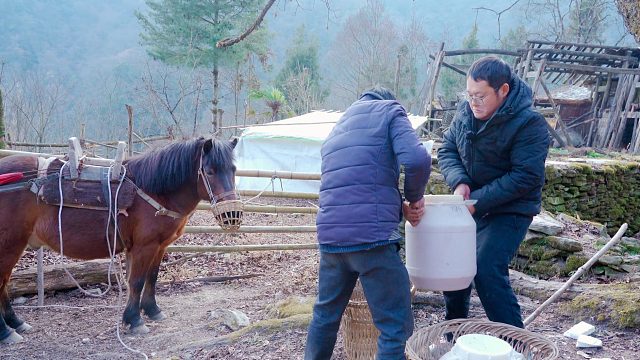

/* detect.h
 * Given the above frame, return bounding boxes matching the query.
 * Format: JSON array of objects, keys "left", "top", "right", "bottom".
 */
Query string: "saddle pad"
[
  {"left": 40, "top": 175, "right": 137, "bottom": 211},
  {"left": 0, "top": 172, "right": 24, "bottom": 185}
]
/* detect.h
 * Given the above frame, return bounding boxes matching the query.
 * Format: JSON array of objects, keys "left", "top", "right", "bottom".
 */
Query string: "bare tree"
[
  {"left": 5, "top": 71, "right": 66, "bottom": 147},
  {"left": 326, "top": 0, "right": 400, "bottom": 108},
  {"left": 137, "top": 61, "right": 208, "bottom": 138},
  {"left": 523, "top": 0, "right": 610, "bottom": 43}
]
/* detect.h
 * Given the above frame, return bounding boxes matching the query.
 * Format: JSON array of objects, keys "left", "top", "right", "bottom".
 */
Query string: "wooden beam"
[
  {"left": 429, "top": 54, "right": 466, "bottom": 76},
  {"left": 112, "top": 142, "right": 126, "bottom": 181},
  {"left": 527, "top": 39, "right": 638, "bottom": 52},
  {"left": 9, "top": 260, "right": 116, "bottom": 297},
  {"left": 424, "top": 43, "right": 446, "bottom": 118},
  {"left": 545, "top": 61, "right": 640, "bottom": 75},
  {"left": 539, "top": 78, "right": 573, "bottom": 147},
  {"left": 443, "top": 49, "right": 520, "bottom": 57}
]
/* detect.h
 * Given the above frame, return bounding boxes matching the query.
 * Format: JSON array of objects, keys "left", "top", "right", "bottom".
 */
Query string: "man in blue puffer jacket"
[
  {"left": 438, "top": 56, "right": 550, "bottom": 328},
  {"left": 305, "top": 86, "right": 431, "bottom": 360}
]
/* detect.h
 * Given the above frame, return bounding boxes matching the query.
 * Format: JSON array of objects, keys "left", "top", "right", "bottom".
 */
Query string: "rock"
[
  {"left": 622, "top": 255, "right": 640, "bottom": 265},
  {"left": 209, "top": 309, "right": 250, "bottom": 331},
  {"left": 546, "top": 236, "right": 583, "bottom": 252},
  {"left": 576, "top": 334, "right": 602, "bottom": 348},
  {"left": 598, "top": 255, "right": 624, "bottom": 266},
  {"left": 524, "top": 230, "right": 546, "bottom": 242},
  {"left": 530, "top": 212, "right": 564, "bottom": 235},
  {"left": 619, "top": 264, "right": 638, "bottom": 273},
  {"left": 563, "top": 321, "right": 596, "bottom": 339},
  {"left": 11, "top": 296, "right": 28, "bottom": 305},
  {"left": 621, "top": 237, "right": 640, "bottom": 248}
]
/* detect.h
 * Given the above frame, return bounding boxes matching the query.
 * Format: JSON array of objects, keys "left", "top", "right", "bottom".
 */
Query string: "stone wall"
[{"left": 426, "top": 159, "right": 640, "bottom": 235}]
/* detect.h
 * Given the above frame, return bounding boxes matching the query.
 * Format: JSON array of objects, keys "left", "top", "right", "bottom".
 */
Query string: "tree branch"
[{"left": 216, "top": 0, "right": 277, "bottom": 48}]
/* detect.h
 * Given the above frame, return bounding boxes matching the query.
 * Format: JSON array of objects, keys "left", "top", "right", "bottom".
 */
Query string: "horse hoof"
[
  {"left": 1, "top": 331, "right": 24, "bottom": 345},
  {"left": 15, "top": 322, "right": 33, "bottom": 334},
  {"left": 148, "top": 311, "right": 167, "bottom": 321},
  {"left": 129, "top": 324, "right": 150, "bottom": 335}
]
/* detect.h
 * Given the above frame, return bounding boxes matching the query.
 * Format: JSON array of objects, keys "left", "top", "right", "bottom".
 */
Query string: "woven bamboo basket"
[
  {"left": 211, "top": 199, "right": 243, "bottom": 231},
  {"left": 341, "top": 280, "right": 379, "bottom": 360},
  {"left": 406, "top": 319, "right": 559, "bottom": 360}
]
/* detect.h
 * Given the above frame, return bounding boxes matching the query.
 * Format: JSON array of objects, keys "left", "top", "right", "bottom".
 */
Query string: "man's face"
[{"left": 465, "top": 77, "right": 509, "bottom": 121}]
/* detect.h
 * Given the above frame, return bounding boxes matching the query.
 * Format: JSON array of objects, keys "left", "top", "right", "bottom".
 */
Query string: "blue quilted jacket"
[{"left": 316, "top": 97, "right": 430, "bottom": 248}]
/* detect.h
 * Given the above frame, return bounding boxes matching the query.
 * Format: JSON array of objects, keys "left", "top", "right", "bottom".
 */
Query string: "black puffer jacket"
[{"left": 438, "top": 75, "right": 550, "bottom": 217}]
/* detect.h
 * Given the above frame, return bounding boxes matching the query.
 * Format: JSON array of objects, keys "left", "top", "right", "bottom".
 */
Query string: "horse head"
[{"left": 198, "top": 138, "right": 243, "bottom": 230}]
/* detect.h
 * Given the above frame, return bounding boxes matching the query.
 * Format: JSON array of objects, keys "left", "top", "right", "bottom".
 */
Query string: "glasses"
[{"left": 464, "top": 93, "right": 487, "bottom": 105}]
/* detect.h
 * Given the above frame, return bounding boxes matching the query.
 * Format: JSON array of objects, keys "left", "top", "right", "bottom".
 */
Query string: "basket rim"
[{"left": 406, "top": 318, "right": 559, "bottom": 360}]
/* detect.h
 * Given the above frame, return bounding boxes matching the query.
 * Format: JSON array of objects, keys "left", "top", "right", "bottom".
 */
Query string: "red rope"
[{"left": 0, "top": 172, "right": 24, "bottom": 185}]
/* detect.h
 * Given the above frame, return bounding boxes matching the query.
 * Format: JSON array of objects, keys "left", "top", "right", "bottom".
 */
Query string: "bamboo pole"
[
  {"left": 196, "top": 203, "right": 318, "bottom": 214},
  {"left": 184, "top": 225, "right": 317, "bottom": 234},
  {"left": 5, "top": 142, "right": 68, "bottom": 148},
  {"left": 524, "top": 223, "right": 628, "bottom": 327},
  {"left": 166, "top": 243, "right": 318, "bottom": 253},
  {"left": 236, "top": 169, "right": 320, "bottom": 180},
  {"left": 238, "top": 190, "right": 319, "bottom": 200}
]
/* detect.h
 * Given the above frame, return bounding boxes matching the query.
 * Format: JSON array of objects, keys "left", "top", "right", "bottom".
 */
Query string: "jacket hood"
[{"left": 498, "top": 74, "right": 533, "bottom": 117}]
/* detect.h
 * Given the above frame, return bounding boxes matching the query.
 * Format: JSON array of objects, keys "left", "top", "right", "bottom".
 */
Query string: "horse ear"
[
  {"left": 203, "top": 138, "right": 213, "bottom": 153},
  {"left": 230, "top": 137, "right": 239, "bottom": 149}
]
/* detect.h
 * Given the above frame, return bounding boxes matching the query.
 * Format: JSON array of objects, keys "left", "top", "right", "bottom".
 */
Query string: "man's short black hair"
[
  {"left": 359, "top": 86, "right": 397, "bottom": 101},
  {"left": 467, "top": 56, "right": 512, "bottom": 91}
]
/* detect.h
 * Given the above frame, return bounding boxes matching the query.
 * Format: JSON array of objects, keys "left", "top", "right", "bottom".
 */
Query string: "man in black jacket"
[{"left": 438, "top": 56, "right": 550, "bottom": 328}]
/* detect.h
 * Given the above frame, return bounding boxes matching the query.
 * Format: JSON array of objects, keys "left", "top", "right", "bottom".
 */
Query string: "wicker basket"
[
  {"left": 406, "top": 319, "right": 559, "bottom": 360},
  {"left": 341, "top": 280, "right": 379, "bottom": 360},
  {"left": 341, "top": 281, "right": 417, "bottom": 359}
]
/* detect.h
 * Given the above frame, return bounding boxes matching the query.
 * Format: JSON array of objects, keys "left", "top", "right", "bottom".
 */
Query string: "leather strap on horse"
[{"left": 125, "top": 178, "right": 183, "bottom": 219}]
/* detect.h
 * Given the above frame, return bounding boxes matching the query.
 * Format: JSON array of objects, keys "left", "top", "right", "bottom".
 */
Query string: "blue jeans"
[
  {"left": 304, "top": 244, "right": 413, "bottom": 360},
  {"left": 443, "top": 213, "right": 533, "bottom": 328}
]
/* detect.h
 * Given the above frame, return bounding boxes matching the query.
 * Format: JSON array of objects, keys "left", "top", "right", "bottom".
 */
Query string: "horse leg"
[
  {"left": 0, "top": 284, "right": 24, "bottom": 345},
  {"left": 141, "top": 248, "right": 167, "bottom": 321},
  {"left": 122, "top": 246, "right": 156, "bottom": 334},
  {"left": 0, "top": 238, "right": 31, "bottom": 344}
]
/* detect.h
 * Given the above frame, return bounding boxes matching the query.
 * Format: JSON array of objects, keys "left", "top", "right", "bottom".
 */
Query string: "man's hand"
[
  {"left": 403, "top": 197, "right": 425, "bottom": 226},
  {"left": 454, "top": 184, "right": 475, "bottom": 214},
  {"left": 454, "top": 183, "right": 471, "bottom": 200}
]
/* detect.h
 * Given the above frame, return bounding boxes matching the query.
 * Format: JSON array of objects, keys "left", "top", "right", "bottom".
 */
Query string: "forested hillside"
[{"left": 0, "top": 0, "right": 635, "bottom": 145}]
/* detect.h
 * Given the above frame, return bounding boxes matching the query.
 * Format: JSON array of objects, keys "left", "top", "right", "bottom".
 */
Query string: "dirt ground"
[{"left": 2, "top": 198, "right": 639, "bottom": 359}]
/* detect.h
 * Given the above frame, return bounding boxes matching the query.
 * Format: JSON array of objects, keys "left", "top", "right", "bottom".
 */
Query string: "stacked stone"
[{"left": 541, "top": 161, "right": 640, "bottom": 235}]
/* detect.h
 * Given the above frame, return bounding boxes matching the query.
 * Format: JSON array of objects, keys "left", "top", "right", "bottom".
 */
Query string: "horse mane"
[{"left": 125, "top": 138, "right": 234, "bottom": 195}]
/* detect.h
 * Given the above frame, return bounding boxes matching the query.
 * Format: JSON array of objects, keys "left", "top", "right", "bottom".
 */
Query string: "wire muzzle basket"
[{"left": 211, "top": 199, "right": 244, "bottom": 231}]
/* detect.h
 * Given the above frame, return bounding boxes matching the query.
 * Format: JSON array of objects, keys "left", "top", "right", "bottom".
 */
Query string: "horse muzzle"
[{"left": 211, "top": 199, "right": 244, "bottom": 231}]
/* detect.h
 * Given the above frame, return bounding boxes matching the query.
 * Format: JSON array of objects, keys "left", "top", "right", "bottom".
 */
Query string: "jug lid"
[
  {"left": 423, "top": 195, "right": 477, "bottom": 206},
  {"left": 424, "top": 195, "right": 464, "bottom": 204}
]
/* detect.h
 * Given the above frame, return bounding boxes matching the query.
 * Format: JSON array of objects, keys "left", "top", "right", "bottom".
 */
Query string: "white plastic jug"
[{"left": 405, "top": 194, "right": 476, "bottom": 291}]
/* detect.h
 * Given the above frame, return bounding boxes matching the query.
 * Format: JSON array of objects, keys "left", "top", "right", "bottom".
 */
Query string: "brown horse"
[{"left": 0, "top": 137, "right": 239, "bottom": 344}]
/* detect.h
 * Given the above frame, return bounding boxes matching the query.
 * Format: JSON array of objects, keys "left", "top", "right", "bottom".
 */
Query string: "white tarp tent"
[{"left": 235, "top": 110, "right": 430, "bottom": 194}]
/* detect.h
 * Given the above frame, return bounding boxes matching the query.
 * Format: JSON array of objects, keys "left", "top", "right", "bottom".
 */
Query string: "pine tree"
[
  {"left": 275, "top": 26, "right": 325, "bottom": 115},
  {"left": 136, "top": 0, "right": 269, "bottom": 133}
]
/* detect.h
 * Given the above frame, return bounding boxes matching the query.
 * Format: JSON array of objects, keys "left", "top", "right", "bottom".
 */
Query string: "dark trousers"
[
  {"left": 304, "top": 244, "right": 413, "bottom": 360},
  {"left": 443, "top": 213, "right": 533, "bottom": 328}
]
